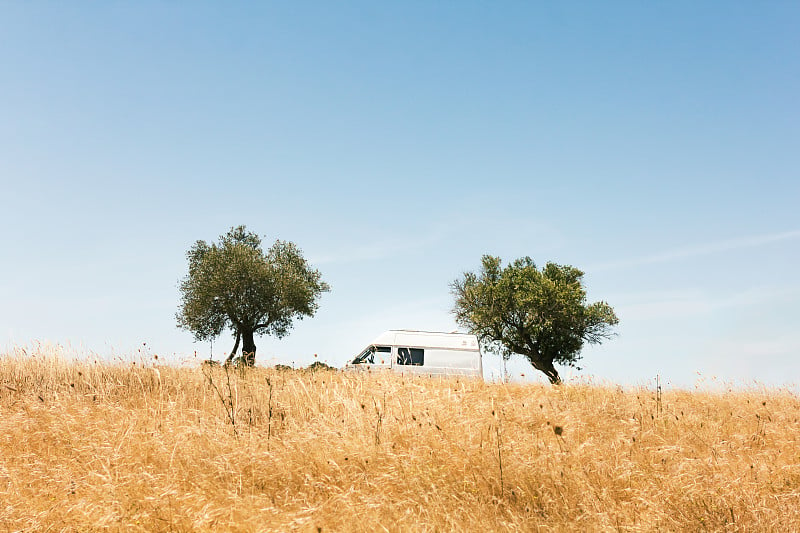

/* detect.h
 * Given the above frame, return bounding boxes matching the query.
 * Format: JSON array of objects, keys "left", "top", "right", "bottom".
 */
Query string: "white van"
[{"left": 345, "top": 330, "right": 483, "bottom": 379}]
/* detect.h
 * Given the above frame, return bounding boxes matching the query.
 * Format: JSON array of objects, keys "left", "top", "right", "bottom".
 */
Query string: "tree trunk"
[
  {"left": 529, "top": 357, "right": 562, "bottom": 385},
  {"left": 542, "top": 363, "right": 561, "bottom": 385},
  {"left": 242, "top": 329, "right": 257, "bottom": 366},
  {"left": 225, "top": 330, "right": 242, "bottom": 365}
]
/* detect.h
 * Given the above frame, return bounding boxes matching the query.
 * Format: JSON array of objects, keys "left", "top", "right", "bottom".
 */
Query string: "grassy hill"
[{"left": 2, "top": 348, "right": 799, "bottom": 531}]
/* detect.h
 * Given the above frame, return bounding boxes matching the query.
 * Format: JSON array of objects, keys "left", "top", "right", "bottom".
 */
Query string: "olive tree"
[
  {"left": 451, "top": 255, "right": 618, "bottom": 384},
  {"left": 177, "top": 226, "right": 329, "bottom": 366}
]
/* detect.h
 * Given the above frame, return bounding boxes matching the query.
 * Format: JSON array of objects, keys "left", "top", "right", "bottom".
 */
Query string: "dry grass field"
[{"left": 2, "top": 346, "right": 800, "bottom": 532}]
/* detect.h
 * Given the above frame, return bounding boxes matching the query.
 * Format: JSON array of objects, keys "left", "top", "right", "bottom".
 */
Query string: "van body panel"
[{"left": 346, "top": 330, "right": 483, "bottom": 379}]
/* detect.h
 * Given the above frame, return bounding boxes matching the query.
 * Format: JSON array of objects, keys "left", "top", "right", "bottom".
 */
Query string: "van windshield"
[
  {"left": 352, "top": 347, "right": 374, "bottom": 365},
  {"left": 352, "top": 345, "right": 391, "bottom": 365}
]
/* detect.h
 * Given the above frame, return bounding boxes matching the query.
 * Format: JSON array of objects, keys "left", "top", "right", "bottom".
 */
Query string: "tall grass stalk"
[{"left": 2, "top": 346, "right": 800, "bottom": 531}]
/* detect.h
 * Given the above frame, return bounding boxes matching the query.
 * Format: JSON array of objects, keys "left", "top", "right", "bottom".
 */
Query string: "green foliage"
[
  {"left": 306, "top": 361, "right": 337, "bottom": 372},
  {"left": 177, "top": 226, "right": 329, "bottom": 365},
  {"left": 451, "top": 255, "right": 618, "bottom": 384}
]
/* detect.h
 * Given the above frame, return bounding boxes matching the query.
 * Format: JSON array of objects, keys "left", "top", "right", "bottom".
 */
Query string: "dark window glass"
[
  {"left": 397, "top": 347, "right": 424, "bottom": 366},
  {"left": 376, "top": 346, "right": 391, "bottom": 353}
]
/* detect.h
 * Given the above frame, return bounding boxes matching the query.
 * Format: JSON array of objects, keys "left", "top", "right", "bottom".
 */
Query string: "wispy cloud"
[
  {"left": 711, "top": 335, "right": 800, "bottom": 359},
  {"left": 591, "top": 229, "right": 800, "bottom": 271},
  {"left": 612, "top": 284, "right": 800, "bottom": 322}
]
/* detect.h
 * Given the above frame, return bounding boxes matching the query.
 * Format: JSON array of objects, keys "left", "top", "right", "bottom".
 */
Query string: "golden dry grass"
[{"left": 2, "top": 346, "right": 800, "bottom": 532}]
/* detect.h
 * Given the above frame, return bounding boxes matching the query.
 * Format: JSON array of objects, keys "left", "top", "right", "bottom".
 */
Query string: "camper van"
[{"left": 345, "top": 330, "right": 483, "bottom": 379}]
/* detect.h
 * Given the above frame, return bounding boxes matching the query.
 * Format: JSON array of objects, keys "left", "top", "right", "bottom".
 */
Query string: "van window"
[
  {"left": 397, "top": 347, "right": 424, "bottom": 366},
  {"left": 353, "top": 345, "right": 392, "bottom": 365},
  {"left": 352, "top": 347, "right": 373, "bottom": 364},
  {"left": 374, "top": 346, "right": 391, "bottom": 364}
]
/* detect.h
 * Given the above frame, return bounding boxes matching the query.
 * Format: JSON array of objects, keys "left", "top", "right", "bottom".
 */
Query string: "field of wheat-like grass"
[{"left": 2, "top": 345, "right": 800, "bottom": 532}]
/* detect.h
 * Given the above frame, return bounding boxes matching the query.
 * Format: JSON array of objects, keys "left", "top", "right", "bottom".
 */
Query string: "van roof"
[{"left": 370, "top": 330, "right": 480, "bottom": 351}]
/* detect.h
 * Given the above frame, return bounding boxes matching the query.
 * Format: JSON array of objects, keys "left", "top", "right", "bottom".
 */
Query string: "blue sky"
[{"left": 2, "top": 2, "right": 798, "bottom": 388}]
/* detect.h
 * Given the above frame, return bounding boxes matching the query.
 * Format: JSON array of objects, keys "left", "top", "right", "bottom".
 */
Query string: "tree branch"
[
  {"left": 225, "top": 330, "right": 241, "bottom": 364},
  {"left": 254, "top": 317, "right": 275, "bottom": 330}
]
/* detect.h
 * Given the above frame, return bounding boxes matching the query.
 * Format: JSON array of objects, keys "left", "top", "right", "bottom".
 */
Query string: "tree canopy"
[
  {"left": 177, "top": 226, "right": 329, "bottom": 366},
  {"left": 451, "top": 255, "right": 618, "bottom": 384}
]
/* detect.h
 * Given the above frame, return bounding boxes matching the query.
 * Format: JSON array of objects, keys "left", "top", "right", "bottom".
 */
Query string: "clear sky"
[{"left": 2, "top": 2, "right": 798, "bottom": 388}]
